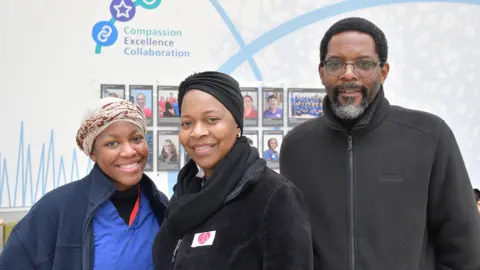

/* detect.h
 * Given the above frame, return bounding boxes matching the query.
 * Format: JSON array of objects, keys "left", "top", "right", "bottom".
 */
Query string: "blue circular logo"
[
  {"left": 138, "top": 0, "right": 161, "bottom": 9},
  {"left": 110, "top": 0, "right": 136, "bottom": 22},
  {"left": 92, "top": 21, "right": 118, "bottom": 47}
]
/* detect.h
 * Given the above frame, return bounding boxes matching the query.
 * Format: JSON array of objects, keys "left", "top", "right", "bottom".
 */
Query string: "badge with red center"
[{"left": 191, "top": 231, "right": 216, "bottom": 247}]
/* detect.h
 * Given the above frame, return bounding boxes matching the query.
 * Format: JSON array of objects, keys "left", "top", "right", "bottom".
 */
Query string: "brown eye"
[
  {"left": 132, "top": 136, "right": 144, "bottom": 143},
  {"left": 106, "top": 141, "right": 119, "bottom": 148},
  {"left": 207, "top": 117, "right": 219, "bottom": 123},
  {"left": 180, "top": 121, "right": 192, "bottom": 128}
]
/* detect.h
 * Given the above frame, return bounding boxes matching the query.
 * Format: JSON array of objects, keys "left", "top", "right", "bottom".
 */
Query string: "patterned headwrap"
[{"left": 76, "top": 97, "right": 146, "bottom": 156}]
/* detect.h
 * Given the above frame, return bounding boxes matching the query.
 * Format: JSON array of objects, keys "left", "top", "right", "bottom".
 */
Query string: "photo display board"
[
  {"left": 157, "top": 85, "right": 180, "bottom": 126},
  {"left": 262, "top": 130, "right": 283, "bottom": 169},
  {"left": 262, "top": 87, "right": 284, "bottom": 127},
  {"left": 241, "top": 87, "right": 259, "bottom": 127},
  {"left": 287, "top": 87, "right": 326, "bottom": 127},
  {"left": 157, "top": 130, "right": 181, "bottom": 171},
  {"left": 101, "top": 84, "right": 125, "bottom": 99},
  {"left": 130, "top": 85, "right": 154, "bottom": 126}
]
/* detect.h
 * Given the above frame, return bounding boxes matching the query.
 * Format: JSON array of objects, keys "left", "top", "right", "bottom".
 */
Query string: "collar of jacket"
[
  {"left": 224, "top": 153, "right": 267, "bottom": 204},
  {"left": 82, "top": 164, "right": 168, "bottom": 225},
  {"left": 322, "top": 86, "right": 390, "bottom": 135}
]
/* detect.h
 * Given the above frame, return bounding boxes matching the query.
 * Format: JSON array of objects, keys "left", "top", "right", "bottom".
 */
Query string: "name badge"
[{"left": 191, "top": 231, "right": 216, "bottom": 247}]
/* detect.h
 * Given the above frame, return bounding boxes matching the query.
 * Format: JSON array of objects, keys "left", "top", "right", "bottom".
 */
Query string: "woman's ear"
[{"left": 89, "top": 151, "right": 97, "bottom": 163}]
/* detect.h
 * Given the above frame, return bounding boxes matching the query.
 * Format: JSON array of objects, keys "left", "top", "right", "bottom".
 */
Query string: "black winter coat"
[
  {"left": 154, "top": 168, "right": 313, "bottom": 270},
  {"left": 280, "top": 89, "right": 480, "bottom": 270}
]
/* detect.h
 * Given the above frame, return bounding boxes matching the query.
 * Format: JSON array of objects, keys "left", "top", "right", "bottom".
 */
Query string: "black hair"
[
  {"left": 474, "top": 188, "right": 480, "bottom": 202},
  {"left": 267, "top": 95, "right": 276, "bottom": 101},
  {"left": 319, "top": 17, "right": 388, "bottom": 66}
]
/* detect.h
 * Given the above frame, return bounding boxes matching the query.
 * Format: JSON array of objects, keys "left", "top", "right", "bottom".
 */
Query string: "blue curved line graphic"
[
  {"left": 217, "top": 0, "right": 480, "bottom": 75},
  {"left": 94, "top": 2, "right": 142, "bottom": 54},
  {"left": 209, "top": 0, "right": 263, "bottom": 80}
]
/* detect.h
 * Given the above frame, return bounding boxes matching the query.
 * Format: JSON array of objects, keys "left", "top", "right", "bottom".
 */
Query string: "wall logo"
[{"left": 92, "top": 0, "right": 190, "bottom": 57}]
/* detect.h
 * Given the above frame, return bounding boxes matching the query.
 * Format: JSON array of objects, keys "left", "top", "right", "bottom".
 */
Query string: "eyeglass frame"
[{"left": 320, "top": 59, "right": 385, "bottom": 78}]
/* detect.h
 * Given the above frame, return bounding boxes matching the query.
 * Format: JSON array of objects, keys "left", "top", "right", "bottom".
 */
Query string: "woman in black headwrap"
[{"left": 152, "top": 71, "right": 313, "bottom": 270}]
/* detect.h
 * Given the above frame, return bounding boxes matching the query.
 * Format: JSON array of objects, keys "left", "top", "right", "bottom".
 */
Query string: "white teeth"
[
  {"left": 195, "top": 146, "right": 211, "bottom": 150},
  {"left": 119, "top": 162, "right": 138, "bottom": 169}
]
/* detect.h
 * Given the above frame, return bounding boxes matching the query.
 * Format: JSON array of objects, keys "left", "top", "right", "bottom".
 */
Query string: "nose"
[
  {"left": 190, "top": 123, "right": 208, "bottom": 139},
  {"left": 341, "top": 63, "right": 357, "bottom": 81},
  {"left": 120, "top": 142, "right": 136, "bottom": 157}
]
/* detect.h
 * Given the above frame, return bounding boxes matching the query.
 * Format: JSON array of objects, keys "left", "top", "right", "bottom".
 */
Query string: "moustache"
[{"left": 333, "top": 83, "right": 364, "bottom": 91}]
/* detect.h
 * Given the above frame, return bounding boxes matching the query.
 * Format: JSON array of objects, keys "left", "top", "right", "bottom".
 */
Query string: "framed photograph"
[
  {"left": 241, "top": 87, "right": 259, "bottom": 127},
  {"left": 145, "top": 131, "right": 154, "bottom": 172},
  {"left": 101, "top": 84, "right": 125, "bottom": 99},
  {"left": 157, "top": 130, "right": 181, "bottom": 171},
  {"left": 262, "top": 87, "right": 284, "bottom": 127},
  {"left": 243, "top": 130, "right": 259, "bottom": 152},
  {"left": 130, "top": 85, "right": 154, "bottom": 126},
  {"left": 287, "top": 88, "right": 326, "bottom": 127},
  {"left": 262, "top": 130, "right": 283, "bottom": 169},
  {"left": 157, "top": 85, "right": 180, "bottom": 126}
]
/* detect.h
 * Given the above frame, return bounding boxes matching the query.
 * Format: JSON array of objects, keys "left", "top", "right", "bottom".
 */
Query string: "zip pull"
[
  {"left": 170, "top": 239, "right": 182, "bottom": 270},
  {"left": 348, "top": 135, "right": 353, "bottom": 151}
]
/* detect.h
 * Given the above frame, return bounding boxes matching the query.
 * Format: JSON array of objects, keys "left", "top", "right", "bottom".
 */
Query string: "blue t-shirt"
[
  {"left": 263, "top": 149, "right": 279, "bottom": 161},
  {"left": 93, "top": 192, "right": 160, "bottom": 270},
  {"left": 263, "top": 108, "right": 283, "bottom": 118}
]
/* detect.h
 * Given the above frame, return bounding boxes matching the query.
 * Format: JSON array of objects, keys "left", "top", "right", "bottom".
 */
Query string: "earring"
[{"left": 237, "top": 132, "right": 241, "bottom": 138}]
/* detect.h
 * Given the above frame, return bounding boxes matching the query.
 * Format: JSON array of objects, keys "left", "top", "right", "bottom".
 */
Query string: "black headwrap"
[{"left": 178, "top": 71, "right": 244, "bottom": 134}]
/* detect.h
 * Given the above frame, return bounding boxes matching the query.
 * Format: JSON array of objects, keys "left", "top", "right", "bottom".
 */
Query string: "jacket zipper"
[
  {"left": 348, "top": 135, "right": 355, "bottom": 270},
  {"left": 81, "top": 211, "right": 95, "bottom": 270},
  {"left": 170, "top": 239, "right": 183, "bottom": 270}
]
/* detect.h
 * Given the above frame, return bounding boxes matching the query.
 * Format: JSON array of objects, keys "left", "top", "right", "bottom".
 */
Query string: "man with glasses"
[{"left": 280, "top": 17, "right": 480, "bottom": 270}]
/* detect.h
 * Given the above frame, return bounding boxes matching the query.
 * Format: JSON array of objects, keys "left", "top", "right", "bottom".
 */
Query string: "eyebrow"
[
  {"left": 326, "top": 55, "right": 377, "bottom": 61},
  {"left": 356, "top": 55, "right": 377, "bottom": 61},
  {"left": 181, "top": 109, "right": 222, "bottom": 118}
]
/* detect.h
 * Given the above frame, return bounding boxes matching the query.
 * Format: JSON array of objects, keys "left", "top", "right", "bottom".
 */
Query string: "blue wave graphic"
[
  {"left": 0, "top": 122, "right": 92, "bottom": 208},
  {"left": 209, "top": 0, "right": 263, "bottom": 80}
]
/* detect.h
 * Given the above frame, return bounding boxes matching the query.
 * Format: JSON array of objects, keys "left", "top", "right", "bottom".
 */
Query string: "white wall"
[{"left": 1, "top": 0, "right": 479, "bottom": 208}]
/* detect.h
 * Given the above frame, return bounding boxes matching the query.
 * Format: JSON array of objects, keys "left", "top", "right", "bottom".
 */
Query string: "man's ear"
[
  {"left": 319, "top": 63, "right": 326, "bottom": 86},
  {"left": 380, "top": 62, "right": 390, "bottom": 84}
]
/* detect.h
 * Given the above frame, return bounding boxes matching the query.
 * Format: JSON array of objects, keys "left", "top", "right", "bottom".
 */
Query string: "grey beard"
[{"left": 331, "top": 96, "right": 368, "bottom": 120}]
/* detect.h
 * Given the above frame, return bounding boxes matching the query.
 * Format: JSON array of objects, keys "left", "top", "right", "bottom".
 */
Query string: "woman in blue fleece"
[{"left": 0, "top": 98, "right": 169, "bottom": 270}]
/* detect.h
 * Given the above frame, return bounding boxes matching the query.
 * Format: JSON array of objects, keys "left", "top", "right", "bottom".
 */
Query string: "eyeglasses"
[{"left": 323, "top": 59, "right": 381, "bottom": 78}]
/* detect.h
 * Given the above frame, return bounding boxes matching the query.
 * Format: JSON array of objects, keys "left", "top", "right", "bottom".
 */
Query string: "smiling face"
[
  {"left": 179, "top": 90, "right": 240, "bottom": 177},
  {"left": 268, "top": 96, "right": 277, "bottom": 110},
  {"left": 163, "top": 140, "right": 175, "bottom": 153},
  {"left": 268, "top": 138, "right": 278, "bottom": 150},
  {"left": 89, "top": 121, "right": 148, "bottom": 191},
  {"left": 319, "top": 31, "right": 389, "bottom": 120},
  {"left": 244, "top": 95, "right": 253, "bottom": 109},
  {"left": 136, "top": 94, "right": 146, "bottom": 108}
]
